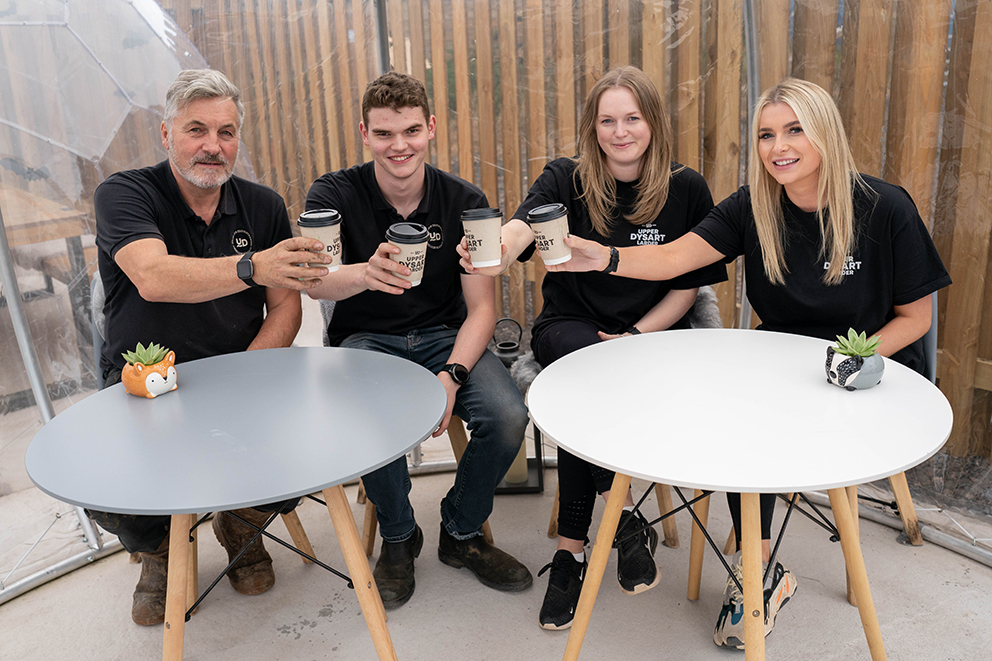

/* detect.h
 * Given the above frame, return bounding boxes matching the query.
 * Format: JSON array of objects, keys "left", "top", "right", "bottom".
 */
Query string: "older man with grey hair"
[{"left": 88, "top": 69, "right": 329, "bottom": 626}]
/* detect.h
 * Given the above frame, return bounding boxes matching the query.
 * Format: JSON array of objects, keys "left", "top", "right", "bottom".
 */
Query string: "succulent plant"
[
  {"left": 122, "top": 342, "right": 170, "bottom": 366},
  {"left": 833, "top": 328, "right": 882, "bottom": 357}
]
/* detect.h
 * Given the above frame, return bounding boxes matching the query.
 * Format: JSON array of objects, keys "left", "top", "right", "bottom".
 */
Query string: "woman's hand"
[
  {"left": 597, "top": 331, "right": 633, "bottom": 341},
  {"left": 456, "top": 237, "right": 510, "bottom": 276},
  {"left": 545, "top": 236, "right": 611, "bottom": 273}
]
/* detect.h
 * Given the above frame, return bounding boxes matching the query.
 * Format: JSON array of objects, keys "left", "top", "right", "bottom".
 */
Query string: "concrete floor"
[{"left": 2, "top": 469, "right": 991, "bottom": 660}]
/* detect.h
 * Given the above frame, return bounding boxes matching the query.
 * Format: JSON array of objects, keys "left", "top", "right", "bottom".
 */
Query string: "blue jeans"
[{"left": 341, "top": 326, "right": 529, "bottom": 542}]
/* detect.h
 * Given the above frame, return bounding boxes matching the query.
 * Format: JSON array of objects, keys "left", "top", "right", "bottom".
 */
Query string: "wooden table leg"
[
  {"left": 828, "top": 488, "right": 888, "bottom": 660},
  {"left": 563, "top": 472, "right": 631, "bottom": 661},
  {"left": 845, "top": 485, "right": 860, "bottom": 607},
  {"left": 687, "top": 489, "right": 710, "bottom": 600},
  {"left": 324, "top": 485, "right": 397, "bottom": 661},
  {"left": 186, "top": 524, "right": 198, "bottom": 614},
  {"left": 741, "top": 493, "right": 765, "bottom": 661},
  {"left": 888, "top": 472, "right": 924, "bottom": 545},
  {"left": 654, "top": 484, "right": 680, "bottom": 548},
  {"left": 163, "top": 513, "right": 194, "bottom": 661}
]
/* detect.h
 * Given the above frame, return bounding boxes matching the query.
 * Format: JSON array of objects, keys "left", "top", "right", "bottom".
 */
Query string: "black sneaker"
[
  {"left": 614, "top": 509, "right": 660, "bottom": 595},
  {"left": 537, "top": 550, "right": 587, "bottom": 630},
  {"left": 437, "top": 523, "right": 533, "bottom": 591},
  {"left": 373, "top": 525, "right": 423, "bottom": 610}
]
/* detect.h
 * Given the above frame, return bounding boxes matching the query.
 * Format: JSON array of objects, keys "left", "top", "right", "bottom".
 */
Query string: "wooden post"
[
  {"left": 584, "top": 0, "right": 605, "bottom": 93},
  {"left": 756, "top": 0, "right": 791, "bottom": 89},
  {"left": 608, "top": 0, "right": 630, "bottom": 66},
  {"left": 333, "top": 0, "right": 359, "bottom": 165},
  {"left": 674, "top": 2, "right": 701, "bottom": 170},
  {"left": 451, "top": 0, "right": 474, "bottom": 181},
  {"left": 792, "top": 0, "right": 840, "bottom": 92},
  {"left": 315, "top": 0, "right": 343, "bottom": 172},
  {"left": 563, "top": 473, "right": 631, "bottom": 661},
  {"left": 428, "top": 0, "right": 451, "bottom": 171},
  {"left": 388, "top": 0, "right": 406, "bottom": 73},
  {"left": 939, "top": 0, "right": 992, "bottom": 457},
  {"left": 353, "top": 0, "right": 373, "bottom": 163}
]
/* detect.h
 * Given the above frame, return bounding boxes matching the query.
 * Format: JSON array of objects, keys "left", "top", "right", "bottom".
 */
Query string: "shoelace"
[
  {"left": 724, "top": 562, "right": 744, "bottom": 604},
  {"left": 538, "top": 553, "right": 580, "bottom": 592},
  {"left": 615, "top": 513, "right": 648, "bottom": 554}
]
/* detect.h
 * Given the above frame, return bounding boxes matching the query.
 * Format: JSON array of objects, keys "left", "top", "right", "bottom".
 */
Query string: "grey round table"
[
  {"left": 26, "top": 346, "right": 446, "bottom": 661},
  {"left": 527, "top": 329, "right": 952, "bottom": 661}
]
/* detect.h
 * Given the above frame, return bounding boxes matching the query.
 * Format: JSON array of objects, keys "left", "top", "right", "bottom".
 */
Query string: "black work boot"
[
  {"left": 614, "top": 509, "right": 660, "bottom": 595},
  {"left": 132, "top": 536, "right": 170, "bottom": 626},
  {"left": 373, "top": 524, "right": 423, "bottom": 610},
  {"left": 437, "top": 523, "right": 533, "bottom": 591},
  {"left": 213, "top": 509, "right": 275, "bottom": 596}
]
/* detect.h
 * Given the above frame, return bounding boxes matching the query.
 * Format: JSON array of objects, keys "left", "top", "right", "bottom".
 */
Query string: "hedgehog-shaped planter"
[
  {"left": 825, "top": 329, "right": 884, "bottom": 391},
  {"left": 121, "top": 342, "right": 178, "bottom": 398}
]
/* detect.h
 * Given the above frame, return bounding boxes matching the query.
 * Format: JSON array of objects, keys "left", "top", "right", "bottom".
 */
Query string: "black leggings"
[
  {"left": 534, "top": 319, "right": 623, "bottom": 541},
  {"left": 726, "top": 492, "right": 777, "bottom": 547}
]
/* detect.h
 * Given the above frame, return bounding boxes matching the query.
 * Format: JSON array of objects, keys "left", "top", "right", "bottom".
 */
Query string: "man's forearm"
[
  {"left": 445, "top": 306, "right": 497, "bottom": 371},
  {"left": 248, "top": 291, "right": 302, "bottom": 350}
]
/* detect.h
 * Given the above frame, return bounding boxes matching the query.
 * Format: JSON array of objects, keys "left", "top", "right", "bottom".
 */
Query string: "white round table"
[
  {"left": 27, "top": 346, "right": 446, "bottom": 661},
  {"left": 528, "top": 329, "right": 952, "bottom": 661}
]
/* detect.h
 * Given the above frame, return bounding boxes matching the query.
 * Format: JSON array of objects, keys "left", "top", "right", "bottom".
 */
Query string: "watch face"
[
  {"left": 446, "top": 364, "right": 469, "bottom": 384},
  {"left": 237, "top": 253, "right": 253, "bottom": 279}
]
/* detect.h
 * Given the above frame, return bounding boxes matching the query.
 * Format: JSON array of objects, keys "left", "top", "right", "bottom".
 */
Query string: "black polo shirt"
[
  {"left": 306, "top": 161, "right": 487, "bottom": 346},
  {"left": 513, "top": 157, "right": 728, "bottom": 339},
  {"left": 95, "top": 160, "right": 292, "bottom": 371},
  {"left": 692, "top": 176, "right": 951, "bottom": 372}
]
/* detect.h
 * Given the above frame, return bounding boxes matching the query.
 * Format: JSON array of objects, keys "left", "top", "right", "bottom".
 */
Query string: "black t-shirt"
[
  {"left": 513, "top": 157, "right": 728, "bottom": 339},
  {"left": 306, "top": 162, "right": 488, "bottom": 345},
  {"left": 692, "top": 175, "right": 951, "bottom": 372},
  {"left": 95, "top": 160, "right": 292, "bottom": 371}
]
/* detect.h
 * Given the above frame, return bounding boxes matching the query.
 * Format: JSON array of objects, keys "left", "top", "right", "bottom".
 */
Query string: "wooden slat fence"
[{"left": 154, "top": 0, "right": 991, "bottom": 458}]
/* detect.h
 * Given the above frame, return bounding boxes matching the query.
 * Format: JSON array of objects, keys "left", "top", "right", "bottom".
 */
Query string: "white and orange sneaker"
[{"left": 713, "top": 552, "right": 798, "bottom": 649}]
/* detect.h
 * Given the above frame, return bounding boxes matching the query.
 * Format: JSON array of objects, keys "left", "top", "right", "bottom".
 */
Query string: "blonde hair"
[
  {"left": 749, "top": 78, "right": 870, "bottom": 285},
  {"left": 575, "top": 66, "right": 675, "bottom": 237}
]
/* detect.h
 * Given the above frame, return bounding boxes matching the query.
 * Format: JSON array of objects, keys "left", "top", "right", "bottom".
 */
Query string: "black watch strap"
[
  {"left": 441, "top": 363, "right": 469, "bottom": 385},
  {"left": 601, "top": 245, "right": 619, "bottom": 274},
  {"left": 625, "top": 326, "right": 642, "bottom": 335},
  {"left": 237, "top": 251, "right": 260, "bottom": 288}
]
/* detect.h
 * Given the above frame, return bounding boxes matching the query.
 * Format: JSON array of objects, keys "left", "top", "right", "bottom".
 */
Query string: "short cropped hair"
[
  {"left": 361, "top": 71, "right": 432, "bottom": 126},
  {"left": 164, "top": 69, "right": 245, "bottom": 128}
]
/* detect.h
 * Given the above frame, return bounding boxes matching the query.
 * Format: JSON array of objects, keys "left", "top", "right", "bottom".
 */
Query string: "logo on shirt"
[
  {"left": 232, "top": 229, "right": 253, "bottom": 254},
  {"left": 823, "top": 255, "right": 862, "bottom": 276},
  {"left": 629, "top": 223, "right": 665, "bottom": 246},
  {"left": 427, "top": 223, "right": 444, "bottom": 250}
]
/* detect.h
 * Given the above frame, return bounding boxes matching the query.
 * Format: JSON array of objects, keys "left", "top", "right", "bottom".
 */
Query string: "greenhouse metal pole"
[
  {"left": 0, "top": 207, "right": 102, "bottom": 552},
  {"left": 737, "top": 0, "right": 760, "bottom": 330}
]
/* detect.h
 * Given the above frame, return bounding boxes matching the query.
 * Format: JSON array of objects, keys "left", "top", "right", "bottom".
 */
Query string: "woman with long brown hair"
[{"left": 459, "top": 65, "right": 727, "bottom": 630}]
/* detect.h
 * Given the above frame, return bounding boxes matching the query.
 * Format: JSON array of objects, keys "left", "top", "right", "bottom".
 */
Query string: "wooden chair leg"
[
  {"left": 548, "top": 485, "right": 560, "bottom": 539},
  {"left": 724, "top": 527, "right": 737, "bottom": 555},
  {"left": 654, "top": 483, "right": 679, "bottom": 548},
  {"left": 281, "top": 510, "right": 316, "bottom": 564},
  {"left": 447, "top": 415, "right": 494, "bottom": 545},
  {"left": 888, "top": 471, "right": 924, "bottom": 545},
  {"left": 357, "top": 478, "right": 368, "bottom": 505},
  {"left": 687, "top": 489, "right": 711, "bottom": 601},
  {"left": 363, "top": 501, "right": 378, "bottom": 557}
]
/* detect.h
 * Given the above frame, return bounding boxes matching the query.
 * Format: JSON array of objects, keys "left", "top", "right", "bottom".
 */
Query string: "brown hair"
[
  {"left": 361, "top": 71, "right": 432, "bottom": 126},
  {"left": 575, "top": 66, "right": 676, "bottom": 237}
]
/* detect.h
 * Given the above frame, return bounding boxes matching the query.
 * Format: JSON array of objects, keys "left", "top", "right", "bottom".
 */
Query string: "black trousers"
[
  {"left": 87, "top": 367, "right": 297, "bottom": 554},
  {"left": 534, "top": 319, "right": 623, "bottom": 542}
]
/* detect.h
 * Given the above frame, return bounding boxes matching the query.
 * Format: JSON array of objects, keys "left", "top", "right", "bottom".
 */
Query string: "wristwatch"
[
  {"left": 440, "top": 363, "right": 470, "bottom": 385},
  {"left": 237, "top": 251, "right": 260, "bottom": 287},
  {"left": 601, "top": 245, "right": 620, "bottom": 274}
]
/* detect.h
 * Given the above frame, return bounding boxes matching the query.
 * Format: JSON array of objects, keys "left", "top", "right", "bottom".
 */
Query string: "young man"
[
  {"left": 306, "top": 71, "right": 532, "bottom": 609},
  {"left": 91, "top": 69, "right": 330, "bottom": 625}
]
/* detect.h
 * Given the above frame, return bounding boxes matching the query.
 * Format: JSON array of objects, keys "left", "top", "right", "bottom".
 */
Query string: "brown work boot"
[
  {"left": 437, "top": 523, "right": 533, "bottom": 591},
  {"left": 212, "top": 509, "right": 275, "bottom": 596},
  {"left": 131, "top": 537, "right": 169, "bottom": 626}
]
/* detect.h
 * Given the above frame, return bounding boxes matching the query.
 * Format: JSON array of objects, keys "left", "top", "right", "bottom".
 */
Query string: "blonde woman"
[
  {"left": 459, "top": 66, "right": 727, "bottom": 630},
  {"left": 545, "top": 77, "right": 951, "bottom": 648}
]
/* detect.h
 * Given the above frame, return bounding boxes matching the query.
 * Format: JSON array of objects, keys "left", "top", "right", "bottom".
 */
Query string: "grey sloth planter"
[{"left": 825, "top": 347, "right": 884, "bottom": 391}]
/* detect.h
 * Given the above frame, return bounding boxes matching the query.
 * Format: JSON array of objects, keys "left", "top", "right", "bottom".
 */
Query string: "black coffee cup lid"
[
  {"left": 298, "top": 209, "right": 342, "bottom": 226},
  {"left": 526, "top": 203, "right": 567, "bottom": 223},
  {"left": 386, "top": 222, "right": 429, "bottom": 244},
  {"left": 461, "top": 207, "right": 502, "bottom": 220}
]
